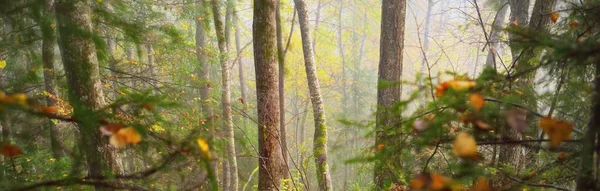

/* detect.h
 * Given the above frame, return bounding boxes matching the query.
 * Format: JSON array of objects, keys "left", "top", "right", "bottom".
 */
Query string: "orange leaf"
[
  {"left": 141, "top": 103, "right": 154, "bottom": 111},
  {"left": 0, "top": 143, "right": 23, "bottom": 157},
  {"left": 512, "top": 20, "right": 519, "bottom": 26},
  {"left": 570, "top": 21, "right": 579, "bottom": 29},
  {"left": 376, "top": 144, "right": 385, "bottom": 151},
  {"left": 435, "top": 79, "right": 475, "bottom": 97},
  {"left": 452, "top": 132, "right": 477, "bottom": 158},
  {"left": 539, "top": 116, "right": 573, "bottom": 147},
  {"left": 550, "top": 12, "right": 559, "bottom": 23},
  {"left": 429, "top": 173, "right": 449, "bottom": 190},
  {"left": 558, "top": 152, "right": 567, "bottom": 161},
  {"left": 473, "top": 120, "right": 492, "bottom": 131},
  {"left": 110, "top": 127, "right": 141, "bottom": 148},
  {"left": 468, "top": 94, "right": 485, "bottom": 110},
  {"left": 472, "top": 178, "right": 492, "bottom": 191},
  {"left": 100, "top": 123, "right": 125, "bottom": 136},
  {"left": 410, "top": 173, "right": 429, "bottom": 190},
  {"left": 42, "top": 106, "right": 58, "bottom": 114}
]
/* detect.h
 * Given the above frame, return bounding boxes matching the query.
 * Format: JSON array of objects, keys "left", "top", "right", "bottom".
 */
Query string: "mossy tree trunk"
[
  {"left": 38, "top": 0, "right": 64, "bottom": 159},
  {"left": 374, "top": 0, "right": 406, "bottom": 189},
  {"left": 211, "top": 0, "right": 238, "bottom": 190},
  {"left": 55, "top": 0, "right": 118, "bottom": 188},
  {"left": 293, "top": 0, "right": 333, "bottom": 190},
  {"left": 253, "top": 0, "right": 287, "bottom": 190},
  {"left": 195, "top": 1, "right": 219, "bottom": 188}
]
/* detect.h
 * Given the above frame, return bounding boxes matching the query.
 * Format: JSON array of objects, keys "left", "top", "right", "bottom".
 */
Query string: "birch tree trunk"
[
  {"left": 253, "top": 0, "right": 287, "bottom": 189},
  {"left": 294, "top": 0, "right": 333, "bottom": 190},
  {"left": 374, "top": 0, "right": 406, "bottom": 189},
  {"left": 55, "top": 0, "right": 117, "bottom": 188},
  {"left": 211, "top": 1, "right": 238, "bottom": 190}
]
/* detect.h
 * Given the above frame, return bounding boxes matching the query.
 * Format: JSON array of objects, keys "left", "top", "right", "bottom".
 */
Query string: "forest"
[{"left": 0, "top": 0, "right": 599, "bottom": 190}]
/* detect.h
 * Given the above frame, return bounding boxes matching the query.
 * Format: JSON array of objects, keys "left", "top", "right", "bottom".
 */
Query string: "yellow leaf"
[
  {"left": 468, "top": 94, "right": 485, "bottom": 110},
  {"left": 452, "top": 132, "right": 477, "bottom": 158},
  {"left": 0, "top": 60, "right": 6, "bottom": 69},
  {"left": 539, "top": 116, "right": 572, "bottom": 147},
  {"left": 197, "top": 138, "right": 211, "bottom": 159},
  {"left": 550, "top": 12, "right": 559, "bottom": 23}
]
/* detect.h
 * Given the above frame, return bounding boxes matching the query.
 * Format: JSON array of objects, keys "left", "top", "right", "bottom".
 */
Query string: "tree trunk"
[
  {"left": 55, "top": 0, "right": 117, "bottom": 187},
  {"left": 39, "top": 0, "right": 64, "bottom": 159},
  {"left": 336, "top": 0, "right": 350, "bottom": 189},
  {"left": 211, "top": 1, "right": 238, "bottom": 190},
  {"left": 508, "top": 0, "right": 530, "bottom": 60},
  {"left": 311, "top": 0, "right": 322, "bottom": 55},
  {"left": 294, "top": 0, "right": 333, "bottom": 190},
  {"left": 253, "top": 1, "right": 287, "bottom": 190},
  {"left": 275, "top": 0, "right": 292, "bottom": 183},
  {"left": 195, "top": 1, "right": 219, "bottom": 188},
  {"left": 485, "top": 2, "right": 509, "bottom": 68},
  {"left": 374, "top": 0, "right": 406, "bottom": 189},
  {"left": 233, "top": 0, "right": 247, "bottom": 128},
  {"left": 576, "top": 60, "right": 600, "bottom": 191}
]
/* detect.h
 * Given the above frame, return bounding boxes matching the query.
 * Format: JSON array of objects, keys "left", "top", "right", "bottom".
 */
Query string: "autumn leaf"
[
  {"left": 141, "top": 103, "right": 154, "bottom": 111},
  {"left": 435, "top": 79, "right": 476, "bottom": 97},
  {"left": 410, "top": 173, "right": 429, "bottom": 190},
  {"left": 558, "top": 152, "right": 567, "bottom": 162},
  {"left": 109, "top": 127, "right": 141, "bottom": 148},
  {"left": 197, "top": 138, "right": 211, "bottom": 159},
  {"left": 376, "top": 144, "right": 385, "bottom": 151},
  {"left": 570, "top": 21, "right": 579, "bottom": 29},
  {"left": 410, "top": 173, "right": 456, "bottom": 191},
  {"left": 468, "top": 94, "right": 485, "bottom": 110},
  {"left": 473, "top": 120, "right": 492, "bottom": 131},
  {"left": 472, "top": 178, "right": 492, "bottom": 191},
  {"left": 429, "top": 173, "right": 449, "bottom": 190},
  {"left": 550, "top": 12, "right": 559, "bottom": 23},
  {"left": 453, "top": 132, "right": 477, "bottom": 158},
  {"left": 539, "top": 116, "right": 573, "bottom": 147},
  {"left": 100, "top": 123, "right": 125, "bottom": 136},
  {"left": 42, "top": 106, "right": 58, "bottom": 114},
  {"left": 512, "top": 20, "right": 519, "bottom": 26},
  {"left": 506, "top": 109, "right": 528, "bottom": 133},
  {"left": 0, "top": 143, "right": 23, "bottom": 157},
  {"left": 0, "top": 60, "right": 6, "bottom": 69}
]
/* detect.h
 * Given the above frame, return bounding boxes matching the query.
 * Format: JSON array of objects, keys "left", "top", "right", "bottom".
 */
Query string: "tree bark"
[
  {"left": 211, "top": 1, "right": 238, "bottom": 190},
  {"left": 293, "top": 0, "right": 333, "bottom": 190},
  {"left": 485, "top": 2, "right": 509, "bottom": 68},
  {"left": 253, "top": 0, "right": 287, "bottom": 190},
  {"left": 275, "top": 0, "right": 292, "bottom": 183},
  {"left": 374, "top": 0, "right": 406, "bottom": 189},
  {"left": 233, "top": 5, "right": 247, "bottom": 126},
  {"left": 39, "top": 0, "right": 64, "bottom": 159},
  {"left": 576, "top": 61, "right": 600, "bottom": 191},
  {"left": 195, "top": 1, "right": 219, "bottom": 188},
  {"left": 55, "top": 0, "right": 117, "bottom": 188},
  {"left": 508, "top": 0, "right": 530, "bottom": 60}
]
